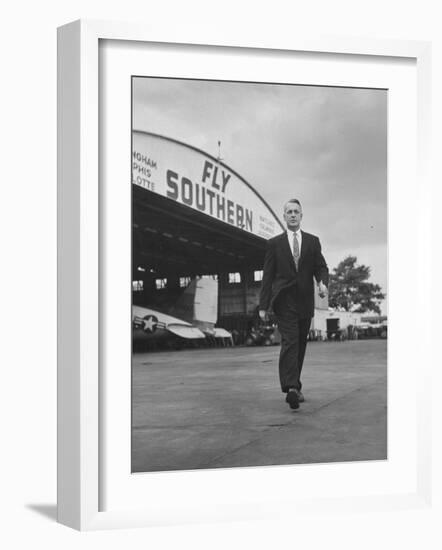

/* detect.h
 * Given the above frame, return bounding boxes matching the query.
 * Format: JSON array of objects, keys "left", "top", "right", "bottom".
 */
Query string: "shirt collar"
[{"left": 287, "top": 228, "right": 301, "bottom": 238}]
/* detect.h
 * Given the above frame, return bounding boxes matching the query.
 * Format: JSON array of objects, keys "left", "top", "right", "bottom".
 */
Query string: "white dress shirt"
[{"left": 286, "top": 228, "right": 302, "bottom": 258}]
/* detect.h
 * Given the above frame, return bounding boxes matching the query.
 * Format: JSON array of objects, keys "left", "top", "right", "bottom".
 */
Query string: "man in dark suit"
[{"left": 259, "top": 199, "right": 329, "bottom": 410}]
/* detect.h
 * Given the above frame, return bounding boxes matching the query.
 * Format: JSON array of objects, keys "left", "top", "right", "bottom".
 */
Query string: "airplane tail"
[{"left": 169, "top": 276, "right": 218, "bottom": 327}]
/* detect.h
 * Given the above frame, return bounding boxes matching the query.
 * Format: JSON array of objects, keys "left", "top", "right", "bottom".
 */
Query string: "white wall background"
[{"left": 0, "top": 1, "right": 441, "bottom": 547}]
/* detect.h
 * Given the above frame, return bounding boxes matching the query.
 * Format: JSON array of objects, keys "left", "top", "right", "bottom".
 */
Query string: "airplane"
[{"left": 132, "top": 275, "right": 232, "bottom": 347}]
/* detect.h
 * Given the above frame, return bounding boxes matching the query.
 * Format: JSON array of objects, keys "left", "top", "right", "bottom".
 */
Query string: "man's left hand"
[{"left": 318, "top": 281, "right": 328, "bottom": 299}]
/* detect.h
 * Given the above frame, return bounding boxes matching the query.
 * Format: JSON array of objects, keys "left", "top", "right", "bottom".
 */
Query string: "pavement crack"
[
  {"left": 197, "top": 424, "right": 290, "bottom": 468},
  {"left": 301, "top": 376, "right": 387, "bottom": 417}
]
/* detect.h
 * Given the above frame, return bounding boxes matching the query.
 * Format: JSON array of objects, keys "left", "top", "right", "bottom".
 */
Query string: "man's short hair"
[{"left": 284, "top": 198, "right": 302, "bottom": 211}]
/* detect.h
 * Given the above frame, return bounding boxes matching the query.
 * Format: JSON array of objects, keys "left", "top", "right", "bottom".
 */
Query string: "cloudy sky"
[{"left": 133, "top": 78, "right": 388, "bottom": 313}]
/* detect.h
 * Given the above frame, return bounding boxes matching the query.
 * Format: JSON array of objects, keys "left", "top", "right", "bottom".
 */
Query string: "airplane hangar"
[{"left": 132, "top": 131, "right": 285, "bottom": 338}]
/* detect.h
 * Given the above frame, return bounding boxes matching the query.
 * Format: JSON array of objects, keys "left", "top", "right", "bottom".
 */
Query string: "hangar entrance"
[
  {"left": 133, "top": 186, "right": 269, "bottom": 335},
  {"left": 132, "top": 131, "right": 285, "bottom": 342}
]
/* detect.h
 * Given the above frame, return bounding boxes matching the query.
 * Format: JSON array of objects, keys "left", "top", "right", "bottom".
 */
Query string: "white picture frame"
[{"left": 57, "top": 19, "right": 432, "bottom": 531}]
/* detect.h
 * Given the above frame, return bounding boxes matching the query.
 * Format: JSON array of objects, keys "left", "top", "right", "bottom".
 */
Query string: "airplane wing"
[
  {"left": 213, "top": 327, "right": 232, "bottom": 339},
  {"left": 132, "top": 305, "right": 205, "bottom": 340},
  {"left": 166, "top": 324, "right": 206, "bottom": 339}
]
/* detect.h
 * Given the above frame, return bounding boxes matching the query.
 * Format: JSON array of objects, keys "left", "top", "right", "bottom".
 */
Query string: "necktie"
[{"left": 293, "top": 233, "right": 299, "bottom": 269}]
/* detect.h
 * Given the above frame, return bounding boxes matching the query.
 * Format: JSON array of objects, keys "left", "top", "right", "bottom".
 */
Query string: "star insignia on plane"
[{"left": 142, "top": 315, "right": 158, "bottom": 333}]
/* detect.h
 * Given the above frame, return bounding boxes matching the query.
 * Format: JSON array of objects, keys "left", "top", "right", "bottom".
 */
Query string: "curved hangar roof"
[{"left": 132, "top": 131, "right": 284, "bottom": 275}]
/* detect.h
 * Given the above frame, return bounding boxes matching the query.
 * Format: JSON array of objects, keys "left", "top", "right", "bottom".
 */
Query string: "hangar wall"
[{"left": 132, "top": 131, "right": 283, "bottom": 240}]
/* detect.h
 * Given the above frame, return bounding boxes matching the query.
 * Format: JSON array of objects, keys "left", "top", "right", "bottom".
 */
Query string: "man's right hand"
[{"left": 259, "top": 309, "right": 268, "bottom": 322}]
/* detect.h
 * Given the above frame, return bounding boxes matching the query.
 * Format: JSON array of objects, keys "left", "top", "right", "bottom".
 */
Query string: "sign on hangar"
[{"left": 132, "top": 131, "right": 284, "bottom": 240}]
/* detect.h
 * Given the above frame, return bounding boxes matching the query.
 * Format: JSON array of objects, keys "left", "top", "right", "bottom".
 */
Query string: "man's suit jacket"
[{"left": 259, "top": 230, "right": 329, "bottom": 319}]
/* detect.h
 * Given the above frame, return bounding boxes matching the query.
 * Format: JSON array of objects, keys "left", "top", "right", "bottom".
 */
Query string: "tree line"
[{"left": 327, "top": 255, "right": 385, "bottom": 315}]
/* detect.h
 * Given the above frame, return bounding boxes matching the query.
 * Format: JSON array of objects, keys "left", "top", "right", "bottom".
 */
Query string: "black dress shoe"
[{"left": 285, "top": 390, "right": 299, "bottom": 410}]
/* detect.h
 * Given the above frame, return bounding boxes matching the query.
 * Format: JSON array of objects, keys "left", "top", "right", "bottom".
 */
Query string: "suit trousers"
[{"left": 273, "top": 289, "right": 311, "bottom": 393}]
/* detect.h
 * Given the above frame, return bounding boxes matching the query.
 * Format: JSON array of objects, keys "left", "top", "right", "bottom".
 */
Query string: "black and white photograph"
[{"left": 131, "top": 76, "right": 387, "bottom": 473}]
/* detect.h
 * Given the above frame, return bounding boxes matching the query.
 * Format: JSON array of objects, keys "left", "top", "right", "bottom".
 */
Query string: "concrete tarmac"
[{"left": 132, "top": 339, "right": 387, "bottom": 472}]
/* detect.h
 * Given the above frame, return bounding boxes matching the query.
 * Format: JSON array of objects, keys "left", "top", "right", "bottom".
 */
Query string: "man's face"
[{"left": 283, "top": 202, "right": 303, "bottom": 231}]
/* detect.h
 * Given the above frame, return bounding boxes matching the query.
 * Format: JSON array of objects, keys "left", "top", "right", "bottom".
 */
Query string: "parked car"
[{"left": 355, "top": 322, "right": 387, "bottom": 339}]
